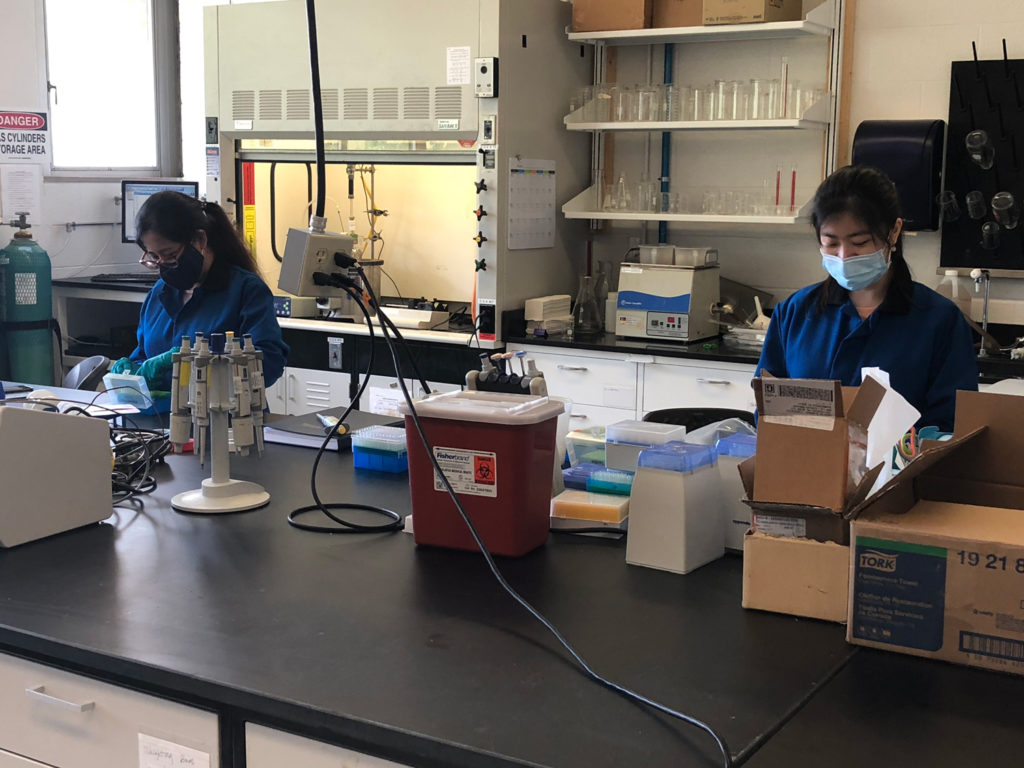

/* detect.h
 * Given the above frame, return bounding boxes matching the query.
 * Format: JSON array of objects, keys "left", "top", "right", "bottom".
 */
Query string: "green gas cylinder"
[{"left": 0, "top": 226, "right": 53, "bottom": 385}]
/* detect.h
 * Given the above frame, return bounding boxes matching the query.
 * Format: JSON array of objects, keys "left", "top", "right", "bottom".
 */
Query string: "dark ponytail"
[
  {"left": 811, "top": 165, "right": 913, "bottom": 310},
  {"left": 135, "top": 190, "right": 260, "bottom": 291}
]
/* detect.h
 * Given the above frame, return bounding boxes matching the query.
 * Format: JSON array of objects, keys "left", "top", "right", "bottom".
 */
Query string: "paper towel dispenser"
[{"left": 852, "top": 119, "right": 945, "bottom": 232}]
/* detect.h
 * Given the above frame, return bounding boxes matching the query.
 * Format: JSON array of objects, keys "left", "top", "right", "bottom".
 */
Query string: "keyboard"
[{"left": 90, "top": 272, "right": 158, "bottom": 285}]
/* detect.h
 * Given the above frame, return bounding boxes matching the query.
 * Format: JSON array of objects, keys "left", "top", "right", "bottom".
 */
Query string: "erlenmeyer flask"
[{"left": 572, "top": 275, "right": 602, "bottom": 338}]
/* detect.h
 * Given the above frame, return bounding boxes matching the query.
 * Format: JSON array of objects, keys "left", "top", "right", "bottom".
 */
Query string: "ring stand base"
[{"left": 172, "top": 478, "right": 270, "bottom": 514}]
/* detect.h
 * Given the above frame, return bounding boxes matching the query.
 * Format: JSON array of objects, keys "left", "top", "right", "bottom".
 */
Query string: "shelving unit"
[
  {"left": 562, "top": 185, "right": 811, "bottom": 231},
  {"left": 562, "top": 0, "right": 844, "bottom": 232},
  {"left": 567, "top": 17, "right": 833, "bottom": 46}
]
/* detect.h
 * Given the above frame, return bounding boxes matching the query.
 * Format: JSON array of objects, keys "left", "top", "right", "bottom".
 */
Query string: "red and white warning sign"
[
  {"left": 0, "top": 110, "right": 50, "bottom": 162},
  {"left": 432, "top": 446, "right": 498, "bottom": 498}
]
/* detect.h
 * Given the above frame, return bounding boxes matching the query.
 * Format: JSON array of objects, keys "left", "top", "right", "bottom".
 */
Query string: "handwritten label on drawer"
[
  {"left": 139, "top": 733, "right": 210, "bottom": 768},
  {"left": 602, "top": 385, "right": 635, "bottom": 410}
]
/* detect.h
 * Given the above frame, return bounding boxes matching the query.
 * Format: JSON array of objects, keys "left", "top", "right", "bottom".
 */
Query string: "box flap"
[
  {"left": 754, "top": 377, "right": 844, "bottom": 424},
  {"left": 845, "top": 375, "right": 886, "bottom": 430},
  {"left": 840, "top": 461, "right": 885, "bottom": 515},
  {"left": 949, "top": 390, "right": 1024, "bottom": 489},
  {"left": 846, "top": 426, "right": 985, "bottom": 519},
  {"left": 738, "top": 454, "right": 755, "bottom": 499}
]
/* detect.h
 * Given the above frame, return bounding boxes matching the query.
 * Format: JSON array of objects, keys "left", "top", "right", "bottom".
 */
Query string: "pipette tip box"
[{"left": 352, "top": 425, "right": 408, "bottom": 473}]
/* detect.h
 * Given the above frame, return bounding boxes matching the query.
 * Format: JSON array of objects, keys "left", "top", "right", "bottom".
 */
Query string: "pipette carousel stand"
[{"left": 170, "top": 332, "right": 270, "bottom": 513}]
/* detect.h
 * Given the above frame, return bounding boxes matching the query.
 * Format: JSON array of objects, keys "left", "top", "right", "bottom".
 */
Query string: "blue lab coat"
[
  {"left": 755, "top": 280, "right": 978, "bottom": 431},
  {"left": 130, "top": 265, "right": 288, "bottom": 393}
]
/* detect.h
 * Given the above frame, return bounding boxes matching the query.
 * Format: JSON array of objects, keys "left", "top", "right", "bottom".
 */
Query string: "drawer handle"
[
  {"left": 26, "top": 685, "right": 95, "bottom": 712},
  {"left": 557, "top": 365, "right": 589, "bottom": 372},
  {"left": 569, "top": 414, "right": 589, "bottom": 420},
  {"left": 697, "top": 378, "right": 732, "bottom": 385}
]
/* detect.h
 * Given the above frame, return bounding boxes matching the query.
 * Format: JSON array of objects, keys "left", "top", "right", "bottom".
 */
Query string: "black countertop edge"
[
  {"left": 0, "top": 631, "right": 538, "bottom": 768},
  {"left": 506, "top": 333, "right": 763, "bottom": 366},
  {"left": 54, "top": 277, "right": 154, "bottom": 292}
]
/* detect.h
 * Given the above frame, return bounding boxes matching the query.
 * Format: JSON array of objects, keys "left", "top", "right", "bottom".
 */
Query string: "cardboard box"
[
  {"left": 703, "top": 0, "right": 802, "bottom": 25},
  {"left": 848, "top": 390, "right": 1024, "bottom": 676},
  {"left": 573, "top": 0, "right": 652, "bottom": 32},
  {"left": 653, "top": 0, "right": 703, "bottom": 28},
  {"left": 742, "top": 532, "right": 849, "bottom": 623},
  {"left": 739, "top": 377, "right": 887, "bottom": 544}
]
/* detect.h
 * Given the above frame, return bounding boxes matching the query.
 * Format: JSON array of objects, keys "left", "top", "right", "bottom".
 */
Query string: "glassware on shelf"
[
  {"left": 568, "top": 86, "right": 593, "bottom": 122},
  {"left": 592, "top": 84, "right": 613, "bottom": 122},
  {"left": 603, "top": 173, "right": 632, "bottom": 211},
  {"left": 571, "top": 275, "right": 603, "bottom": 338},
  {"left": 613, "top": 85, "right": 637, "bottom": 122}
]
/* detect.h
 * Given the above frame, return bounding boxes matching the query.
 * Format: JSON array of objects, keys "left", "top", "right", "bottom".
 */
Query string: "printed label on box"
[
  {"left": 433, "top": 447, "right": 497, "bottom": 497},
  {"left": 760, "top": 378, "right": 836, "bottom": 430},
  {"left": 753, "top": 514, "right": 806, "bottom": 538},
  {"left": 852, "top": 537, "right": 947, "bottom": 651}
]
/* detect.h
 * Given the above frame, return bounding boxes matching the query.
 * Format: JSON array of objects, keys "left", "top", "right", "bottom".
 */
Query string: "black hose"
[{"left": 304, "top": 0, "right": 327, "bottom": 221}]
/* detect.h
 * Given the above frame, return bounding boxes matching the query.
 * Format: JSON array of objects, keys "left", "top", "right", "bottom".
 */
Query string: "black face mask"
[{"left": 160, "top": 244, "right": 205, "bottom": 290}]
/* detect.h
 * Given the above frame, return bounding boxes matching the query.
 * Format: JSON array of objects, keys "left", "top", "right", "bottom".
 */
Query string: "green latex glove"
[
  {"left": 136, "top": 349, "right": 175, "bottom": 389},
  {"left": 110, "top": 357, "right": 140, "bottom": 375}
]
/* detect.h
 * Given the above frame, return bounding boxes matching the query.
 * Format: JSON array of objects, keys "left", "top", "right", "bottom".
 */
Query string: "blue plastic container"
[
  {"left": 637, "top": 441, "right": 716, "bottom": 473},
  {"left": 352, "top": 425, "right": 408, "bottom": 473},
  {"left": 716, "top": 433, "right": 757, "bottom": 459}
]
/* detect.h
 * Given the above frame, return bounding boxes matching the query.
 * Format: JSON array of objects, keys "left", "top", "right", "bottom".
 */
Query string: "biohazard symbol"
[{"left": 473, "top": 455, "right": 496, "bottom": 485}]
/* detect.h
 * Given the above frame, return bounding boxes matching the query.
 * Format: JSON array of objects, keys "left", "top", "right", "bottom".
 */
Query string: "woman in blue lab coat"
[
  {"left": 755, "top": 165, "right": 978, "bottom": 432},
  {"left": 111, "top": 191, "right": 287, "bottom": 409}
]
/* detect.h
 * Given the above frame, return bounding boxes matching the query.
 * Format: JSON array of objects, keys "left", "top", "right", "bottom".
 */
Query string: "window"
[{"left": 43, "top": 0, "right": 181, "bottom": 174}]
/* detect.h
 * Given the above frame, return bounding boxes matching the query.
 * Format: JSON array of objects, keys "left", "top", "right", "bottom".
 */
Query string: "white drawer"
[
  {"left": 566, "top": 402, "right": 637, "bottom": 429},
  {"left": 643, "top": 361, "right": 757, "bottom": 414},
  {"left": 0, "top": 653, "right": 219, "bottom": 768},
  {"left": 247, "top": 723, "right": 412, "bottom": 767},
  {"left": 526, "top": 351, "right": 638, "bottom": 409}
]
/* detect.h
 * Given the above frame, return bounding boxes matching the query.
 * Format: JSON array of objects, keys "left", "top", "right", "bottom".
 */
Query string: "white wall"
[{"left": 6, "top": 0, "right": 1024, "bottom": 315}]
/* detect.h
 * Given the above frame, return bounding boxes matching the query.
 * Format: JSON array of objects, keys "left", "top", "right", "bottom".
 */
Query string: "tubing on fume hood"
[{"left": 304, "top": 0, "right": 327, "bottom": 228}]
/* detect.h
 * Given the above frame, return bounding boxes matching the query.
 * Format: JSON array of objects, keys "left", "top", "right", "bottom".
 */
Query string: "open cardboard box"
[
  {"left": 739, "top": 376, "right": 984, "bottom": 624},
  {"left": 739, "top": 376, "right": 889, "bottom": 545},
  {"left": 848, "top": 389, "right": 1024, "bottom": 675}
]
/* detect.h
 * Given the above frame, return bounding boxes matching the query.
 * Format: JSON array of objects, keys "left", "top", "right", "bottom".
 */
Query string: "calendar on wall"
[{"left": 508, "top": 157, "right": 556, "bottom": 250}]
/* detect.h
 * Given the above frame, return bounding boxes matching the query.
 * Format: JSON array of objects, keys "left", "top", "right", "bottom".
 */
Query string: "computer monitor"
[{"left": 121, "top": 179, "right": 200, "bottom": 244}]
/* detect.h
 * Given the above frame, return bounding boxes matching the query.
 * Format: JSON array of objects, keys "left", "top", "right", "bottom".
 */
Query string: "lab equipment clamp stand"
[
  {"left": 168, "top": 332, "right": 270, "bottom": 513},
  {"left": 970, "top": 268, "right": 992, "bottom": 358}
]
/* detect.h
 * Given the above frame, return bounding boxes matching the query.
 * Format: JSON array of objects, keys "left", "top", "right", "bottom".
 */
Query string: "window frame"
[{"left": 42, "top": 0, "right": 182, "bottom": 179}]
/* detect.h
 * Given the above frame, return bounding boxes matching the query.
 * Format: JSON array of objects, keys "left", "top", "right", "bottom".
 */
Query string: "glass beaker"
[
  {"left": 981, "top": 221, "right": 1001, "bottom": 250},
  {"left": 965, "top": 130, "right": 995, "bottom": 170},
  {"left": 572, "top": 275, "right": 603, "bottom": 338},
  {"left": 992, "top": 191, "right": 1020, "bottom": 229},
  {"left": 965, "top": 190, "right": 987, "bottom": 219}
]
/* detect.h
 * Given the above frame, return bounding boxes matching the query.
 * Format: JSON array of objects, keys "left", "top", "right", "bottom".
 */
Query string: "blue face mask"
[{"left": 820, "top": 247, "right": 890, "bottom": 291}]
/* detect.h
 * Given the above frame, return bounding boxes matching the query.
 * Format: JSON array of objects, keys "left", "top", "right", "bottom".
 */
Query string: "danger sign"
[{"left": 0, "top": 110, "right": 50, "bottom": 163}]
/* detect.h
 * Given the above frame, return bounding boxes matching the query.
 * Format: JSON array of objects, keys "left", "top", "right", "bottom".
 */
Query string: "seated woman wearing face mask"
[
  {"left": 755, "top": 165, "right": 978, "bottom": 432},
  {"left": 110, "top": 191, "right": 288, "bottom": 410}
]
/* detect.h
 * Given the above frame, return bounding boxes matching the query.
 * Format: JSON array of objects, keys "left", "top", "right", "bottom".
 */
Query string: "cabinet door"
[
  {"left": 0, "top": 653, "right": 218, "bottom": 768},
  {"left": 246, "top": 723, "right": 412, "bottom": 768},
  {"left": 518, "top": 349, "right": 638, "bottom": 411},
  {"left": 266, "top": 371, "right": 289, "bottom": 414},
  {"left": 287, "top": 368, "right": 352, "bottom": 414},
  {"left": 566, "top": 402, "right": 637, "bottom": 430},
  {"left": 643, "top": 360, "right": 757, "bottom": 414}
]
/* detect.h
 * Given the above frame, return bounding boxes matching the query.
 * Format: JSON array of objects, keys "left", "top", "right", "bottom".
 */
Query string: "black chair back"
[{"left": 642, "top": 407, "right": 755, "bottom": 433}]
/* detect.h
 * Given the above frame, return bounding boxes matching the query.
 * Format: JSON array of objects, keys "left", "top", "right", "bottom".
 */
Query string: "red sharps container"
[{"left": 400, "top": 391, "right": 565, "bottom": 556}]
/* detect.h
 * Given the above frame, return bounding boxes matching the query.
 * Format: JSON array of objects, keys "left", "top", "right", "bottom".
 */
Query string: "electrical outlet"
[{"left": 328, "top": 337, "right": 343, "bottom": 370}]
